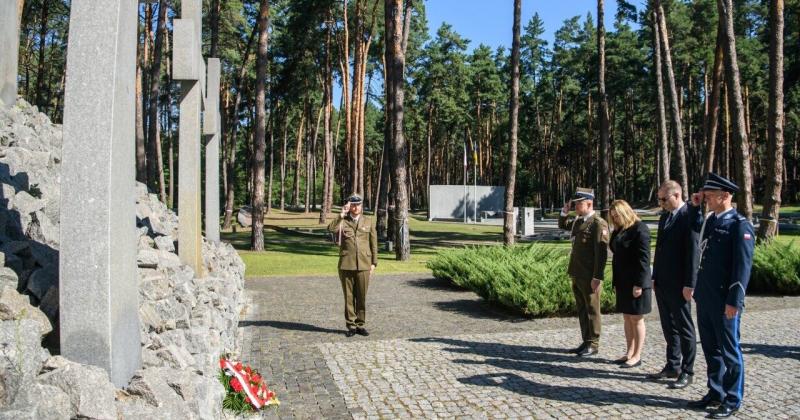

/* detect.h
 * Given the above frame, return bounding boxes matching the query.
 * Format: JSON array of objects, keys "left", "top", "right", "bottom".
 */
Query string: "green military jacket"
[
  {"left": 558, "top": 212, "right": 609, "bottom": 281},
  {"left": 328, "top": 214, "right": 378, "bottom": 271}
]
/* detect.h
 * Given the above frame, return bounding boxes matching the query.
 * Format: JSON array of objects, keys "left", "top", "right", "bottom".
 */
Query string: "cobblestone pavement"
[{"left": 240, "top": 273, "right": 800, "bottom": 419}]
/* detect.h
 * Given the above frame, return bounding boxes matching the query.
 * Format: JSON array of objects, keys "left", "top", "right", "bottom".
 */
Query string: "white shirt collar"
[
  {"left": 350, "top": 214, "right": 361, "bottom": 223},
  {"left": 670, "top": 202, "right": 686, "bottom": 217},
  {"left": 582, "top": 210, "right": 595, "bottom": 222}
]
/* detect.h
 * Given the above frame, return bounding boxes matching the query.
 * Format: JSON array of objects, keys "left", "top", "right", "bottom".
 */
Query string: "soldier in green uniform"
[
  {"left": 558, "top": 187, "right": 610, "bottom": 356},
  {"left": 328, "top": 194, "right": 378, "bottom": 337}
]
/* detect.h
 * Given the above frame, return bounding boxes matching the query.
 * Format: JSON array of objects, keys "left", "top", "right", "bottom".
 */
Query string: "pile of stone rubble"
[{"left": 0, "top": 100, "right": 246, "bottom": 419}]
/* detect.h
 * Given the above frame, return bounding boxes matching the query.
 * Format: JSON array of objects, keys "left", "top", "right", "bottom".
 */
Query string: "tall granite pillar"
[
  {"left": 173, "top": 0, "right": 206, "bottom": 276},
  {"left": 60, "top": 0, "right": 141, "bottom": 387},
  {"left": 0, "top": 0, "right": 21, "bottom": 106},
  {"left": 204, "top": 58, "right": 221, "bottom": 244}
]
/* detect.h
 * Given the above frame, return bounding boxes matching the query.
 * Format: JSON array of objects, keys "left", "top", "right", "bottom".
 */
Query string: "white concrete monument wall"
[
  {"left": 0, "top": 0, "right": 22, "bottom": 106},
  {"left": 427, "top": 185, "right": 505, "bottom": 221}
]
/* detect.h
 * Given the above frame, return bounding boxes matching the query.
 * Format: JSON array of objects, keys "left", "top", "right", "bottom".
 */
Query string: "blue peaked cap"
[{"left": 701, "top": 172, "right": 739, "bottom": 193}]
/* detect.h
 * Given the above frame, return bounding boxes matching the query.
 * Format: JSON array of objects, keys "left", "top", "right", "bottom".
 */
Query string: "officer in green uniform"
[
  {"left": 558, "top": 187, "right": 609, "bottom": 356},
  {"left": 328, "top": 194, "right": 378, "bottom": 337}
]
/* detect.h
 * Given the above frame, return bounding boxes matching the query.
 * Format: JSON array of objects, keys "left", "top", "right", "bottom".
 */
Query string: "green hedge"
[
  {"left": 426, "top": 244, "right": 616, "bottom": 317},
  {"left": 750, "top": 240, "right": 800, "bottom": 295}
]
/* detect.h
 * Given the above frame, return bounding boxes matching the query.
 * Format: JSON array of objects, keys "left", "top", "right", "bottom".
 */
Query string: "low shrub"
[
  {"left": 750, "top": 240, "right": 800, "bottom": 295},
  {"left": 426, "top": 244, "right": 616, "bottom": 317}
]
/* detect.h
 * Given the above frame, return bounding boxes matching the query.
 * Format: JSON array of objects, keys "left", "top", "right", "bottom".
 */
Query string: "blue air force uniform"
[{"left": 689, "top": 173, "right": 755, "bottom": 413}]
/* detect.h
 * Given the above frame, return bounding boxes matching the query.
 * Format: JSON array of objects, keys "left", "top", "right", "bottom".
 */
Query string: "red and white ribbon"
[{"left": 223, "top": 359, "right": 262, "bottom": 409}]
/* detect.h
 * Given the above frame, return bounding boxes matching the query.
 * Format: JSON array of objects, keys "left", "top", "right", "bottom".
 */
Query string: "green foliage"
[
  {"left": 750, "top": 240, "right": 800, "bottom": 295},
  {"left": 218, "top": 369, "right": 254, "bottom": 415},
  {"left": 426, "top": 244, "right": 615, "bottom": 317}
]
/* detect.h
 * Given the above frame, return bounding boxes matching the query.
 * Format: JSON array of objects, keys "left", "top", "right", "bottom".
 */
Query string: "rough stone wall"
[{"left": 0, "top": 100, "right": 246, "bottom": 419}]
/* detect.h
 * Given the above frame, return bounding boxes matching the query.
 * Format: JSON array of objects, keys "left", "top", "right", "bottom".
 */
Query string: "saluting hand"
[
  {"left": 562, "top": 202, "right": 571, "bottom": 215},
  {"left": 341, "top": 202, "right": 350, "bottom": 217},
  {"left": 691, "top": 192, "right": 703, "bottom": 206}
]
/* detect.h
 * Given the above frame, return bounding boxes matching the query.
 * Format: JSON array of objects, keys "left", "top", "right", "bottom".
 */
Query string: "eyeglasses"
[{"left": 657, "top": 197, "right": 669, "bottom": 202}]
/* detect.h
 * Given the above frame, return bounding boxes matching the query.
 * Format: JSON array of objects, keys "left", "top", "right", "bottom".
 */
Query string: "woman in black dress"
[{"left": 608, "top": 199, "right": 652, "bottom": 368}]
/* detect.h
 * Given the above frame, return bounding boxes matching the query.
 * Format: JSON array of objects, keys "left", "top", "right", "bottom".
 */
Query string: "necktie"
[{"left": 665, "top": 212, "right": 673, "bottom": 228}]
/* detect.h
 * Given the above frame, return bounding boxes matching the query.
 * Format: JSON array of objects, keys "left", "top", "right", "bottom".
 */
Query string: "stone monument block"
[
  {"left": 174, "top": 1, "right": 205, "bottom": 276},
  {"left": 60, "top": 0, "right": 141, "bottom": 387},
  {"left": 0, "top": 1, "right": 21, "bottom": 106},
  {"left": 171, "top": 20, "right": 199, "bottom": 81},
  {"left": 204, "top": 58, "right": 220, "bottom": 244}
]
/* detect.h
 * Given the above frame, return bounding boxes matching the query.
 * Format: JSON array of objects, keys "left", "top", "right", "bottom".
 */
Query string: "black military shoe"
[
  {"left": 669, "top": 372, "right": 693, "bottom": 389},
  {"left": 356, "top": 327, "right": 369, "bottom": 336},
  {"left": 687, "top": 395, "right": 722, "bottom": 410},
  {"left": 647, "top": 367, "right": 680, "bottom": 380},
  {"left": 707, "top": 405, "right": 738, "bottom": 418},
  {"left": 345, "top": 329, "right": 356, "bottom": 337},
  {"left": 576, "top": 346, "right": 598, "bottom": 357},
  {"left": 570, "top": 343, "right": 589, "bottom": 354}
]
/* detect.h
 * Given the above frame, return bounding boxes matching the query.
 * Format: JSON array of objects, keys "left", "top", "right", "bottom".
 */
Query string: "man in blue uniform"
[{"left": 687, "top": 173, "right": 755, "bottom": 419}]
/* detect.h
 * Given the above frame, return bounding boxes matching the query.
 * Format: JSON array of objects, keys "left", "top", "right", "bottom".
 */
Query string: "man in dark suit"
[
  {"left": 686, "top": 173, "right": 755, "bottom": 419},
  {"left": 649, "top": 180, "right": 698, "bottom": 389}
]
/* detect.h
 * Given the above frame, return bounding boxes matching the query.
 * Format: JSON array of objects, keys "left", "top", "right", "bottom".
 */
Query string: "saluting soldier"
[
  {"left": 328, "top": 194, "right": 378, "bottom": 337},
  {"left": 686, "top": 173, "right": 755, "bottom": 419},
  {"left": 559, "top": 188, "right": 609, "bottom": 357}
]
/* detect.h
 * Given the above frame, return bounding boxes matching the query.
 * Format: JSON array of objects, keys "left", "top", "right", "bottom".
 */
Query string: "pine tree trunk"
[
  {"left": 280, "top": 117, "right": 288, "bottom": 210},
  {"left": 147, "top": 0, "right": 168, "bottom": 200},
  {"left": 758, "top": 0, "right": 784, "bottom": 240},
  {"left": 222, "top": 25, "right": 258, "bottom": 229},
  {"left": 292, "top": 104, "right": 307, "bottom": 207},
  {"left": 652, "top": 9, "right": 669, "bottom": 184},
  {"left": 656, "top": 0, "right": 688, "bottom": 198},
  {"left": 503, "top": 0, "right": 521, "bottom": 245},
  {"left": 598, "top": 0, "right": 611, "bottom": 212},
  {"left": 251, "top": 0, "right": 270, "bottom": 251},
  {"left": 34, "top": 0, "right": 49, "bottom": 111},
  {"left": 717, "top": 0, "right": 753, "bottom": 219},
  {"left": 320, "top": 10, "right": 335, "bottom": 224},
  {"left": 705, "top": 24, "right": 724, "bottom": 174},
  {"left": 135, "top": 50, "right": 147, "bottom": 185}
]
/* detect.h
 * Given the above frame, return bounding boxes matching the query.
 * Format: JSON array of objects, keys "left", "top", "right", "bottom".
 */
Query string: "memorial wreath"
[{"left": 219, "top": 356, "right": 279, "bottom": 413}]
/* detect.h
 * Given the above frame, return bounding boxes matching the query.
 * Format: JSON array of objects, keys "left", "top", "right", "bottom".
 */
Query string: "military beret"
[
  {"left": 701, "top": 172, "right": 739, "bottom": 193},
  {"left": 571, "top": 187, "right": 595, "bottom": 202}
]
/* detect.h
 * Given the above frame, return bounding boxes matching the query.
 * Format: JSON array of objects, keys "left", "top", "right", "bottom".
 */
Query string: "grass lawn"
[
  {"left": 222, "top": 209, "right": 507, "bottom": 277},
  {"left": 224, "top": 207, "right": 798, "bottom": 278}
]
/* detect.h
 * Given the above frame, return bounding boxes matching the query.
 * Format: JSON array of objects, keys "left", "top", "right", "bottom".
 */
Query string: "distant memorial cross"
[
  {"left": 204, "top": 58, "right": 221, "bottom": 244},
  {"left": 0, "top": 0, "right": 22, "bottom": 106},
  {"left": 60, "top": 0, "right": 141, "bottom": 387},
  {"left": 174, "top": 0, "right": 222, "bottom": 272}
]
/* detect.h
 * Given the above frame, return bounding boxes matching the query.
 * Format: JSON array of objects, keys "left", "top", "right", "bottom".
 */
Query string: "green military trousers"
[
  {"left": 339, "top": 270, "right": 370, "bottom": 330},
  {"left": 572, "top": 276, "right": 602, "bottom": 348}
]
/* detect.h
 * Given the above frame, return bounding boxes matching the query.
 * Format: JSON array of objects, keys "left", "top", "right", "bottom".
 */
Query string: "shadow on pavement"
[
  {"left": 742, "top": 343, "right": 800, "bottom": 361},
  {"left": 239, "top": 320, "right": 343, "bottom": 335},
  {"left": 458, "top": 372, "right": 687, "bottom": 409},
  {"left": 431, "top": 299, "right": 529, "bottom": 322},
  {"left": 406, "top": 276, "right": 467, "bottom": 292}
]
